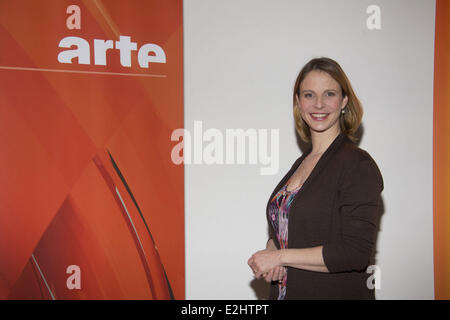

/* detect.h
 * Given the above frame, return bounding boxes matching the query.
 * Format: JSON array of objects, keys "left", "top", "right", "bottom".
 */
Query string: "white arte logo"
[
  {"left": 57, "top": 5, "right": 166, "bottom": 68},
  {"left": 171, "top": 121, "right": 280, "bottom": 175},
  {"left": 57, "top": 35, "right": 166, "bottom": 67}
]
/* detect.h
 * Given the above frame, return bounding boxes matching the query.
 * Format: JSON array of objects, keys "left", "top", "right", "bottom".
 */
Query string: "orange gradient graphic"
[
  {"left": 0, "top": 0, "right": 184, "bottom": 299},
  {"left": 434, "top": 0, "right": 450, "bottom": 300}
]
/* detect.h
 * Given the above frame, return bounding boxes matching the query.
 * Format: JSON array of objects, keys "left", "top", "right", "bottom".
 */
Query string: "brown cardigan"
[{"left": 267, "top": 132, "right": 384, "bottom": 300}]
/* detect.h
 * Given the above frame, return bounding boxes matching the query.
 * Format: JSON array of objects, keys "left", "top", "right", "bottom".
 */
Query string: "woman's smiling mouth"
[{"left": 310, "top": 113, "right": 330, "bottom": 121}]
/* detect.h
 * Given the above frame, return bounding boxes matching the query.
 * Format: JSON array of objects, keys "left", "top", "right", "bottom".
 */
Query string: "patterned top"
[{"left": 267, "top": 179, "right": 302, "bottom": 300}]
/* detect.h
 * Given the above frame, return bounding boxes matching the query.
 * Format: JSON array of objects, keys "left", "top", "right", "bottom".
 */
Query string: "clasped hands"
[{"left": 248, "top": 248, "right": 286, "bottom": 283}]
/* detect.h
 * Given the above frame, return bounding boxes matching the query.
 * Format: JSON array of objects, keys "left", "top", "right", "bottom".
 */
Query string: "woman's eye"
[
  {"left": 304, "top": 93, "right": 313, "bottom": 98},
  {"left": 326, "top": 91, "right": 336, "bottom": 97}
]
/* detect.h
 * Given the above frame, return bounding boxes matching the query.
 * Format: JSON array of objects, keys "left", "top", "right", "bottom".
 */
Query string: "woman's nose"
[{"left": 314, "top": 97, "right": 324, "bottom": 109}]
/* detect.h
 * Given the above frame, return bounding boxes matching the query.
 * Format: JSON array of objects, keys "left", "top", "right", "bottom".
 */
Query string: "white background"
[{"left": 183, "top": 0, "right": 436, "bottom": 299}]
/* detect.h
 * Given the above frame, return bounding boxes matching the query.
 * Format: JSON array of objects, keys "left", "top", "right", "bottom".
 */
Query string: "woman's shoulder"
[
  {"left": 338, "top": 138, "right": 378, "bottom": 165},
  {"left": 338, "top": 138, "right": 384, "bottom": 189}
]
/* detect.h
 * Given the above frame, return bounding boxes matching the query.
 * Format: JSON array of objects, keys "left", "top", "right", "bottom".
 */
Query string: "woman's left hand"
[
  {"left": 262, "top": 266, "right": 286, "bottom": 283},
  {"left": 248, "top": 249, "right": 282, "bottom": 279}
]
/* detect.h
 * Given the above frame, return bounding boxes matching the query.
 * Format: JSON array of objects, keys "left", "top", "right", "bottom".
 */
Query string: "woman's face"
[{"left": 296, "top": 70, "right": 348, "bottom": 136}]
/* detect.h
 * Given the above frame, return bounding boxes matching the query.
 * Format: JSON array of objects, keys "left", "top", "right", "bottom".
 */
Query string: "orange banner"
[
  {"left": 0, "top": 0, "right": 184, "bottom": 299},
  {"left": 434, "top": 0, "right": 450, "bottom": 300}
]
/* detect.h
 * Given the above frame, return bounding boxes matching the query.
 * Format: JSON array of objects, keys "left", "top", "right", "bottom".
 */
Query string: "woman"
[{"left": 248, "top": 57, "right": 384, "bottom": 300}]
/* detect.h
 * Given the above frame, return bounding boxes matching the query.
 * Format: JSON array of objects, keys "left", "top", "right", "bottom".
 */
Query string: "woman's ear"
[{"left": 341, "top": 95, "right": 349, "bottom": 110}]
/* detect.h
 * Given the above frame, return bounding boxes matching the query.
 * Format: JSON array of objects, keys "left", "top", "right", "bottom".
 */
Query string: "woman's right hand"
[{"left": 261, "top": 239, "right": 286, "bottom": 282}]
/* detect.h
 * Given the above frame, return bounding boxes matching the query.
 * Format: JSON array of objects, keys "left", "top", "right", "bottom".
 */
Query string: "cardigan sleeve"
[{"left": 322, "top": 158, "right": 384, "bottom": 273}]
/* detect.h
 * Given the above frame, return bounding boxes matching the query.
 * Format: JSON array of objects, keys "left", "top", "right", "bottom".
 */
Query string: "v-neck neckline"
[{"left": 269, "top": 132, "right": 347, "bottom": 205}]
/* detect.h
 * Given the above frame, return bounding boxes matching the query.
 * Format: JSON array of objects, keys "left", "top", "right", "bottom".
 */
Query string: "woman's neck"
[{"left": 310, "top": 129, "right": 341, "bottom": 155}]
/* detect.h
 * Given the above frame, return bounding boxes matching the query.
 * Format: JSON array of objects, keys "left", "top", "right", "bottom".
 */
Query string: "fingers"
[
  {"left": 276, "top": 266, "right": 286, "bottom": 281},
  {"left": 248, "top": 250, "right": 282, "bottom": 280},
  {"left": 248, "top": 252, "right": 264, "bottom": 275},
  {"left": 248, "top": 250, "right": 273, "bottom": 274},
  {"left": 255, "top": 269, "right": 266, "bottom": 279},
  {"left": 258, "top": 267, "right": 287, "bottom": 283},
  {"left": 249, "top": 255, "right": 266, "bottom": 279},
  {"left": 270, "top": 266, "right": 286, "bottom": 283},
  {"left": 263, "top": 269, "right": 275, "bottom": 283},
  {"left": 248, "top": 256, "right": 257, "bottom": 275}
]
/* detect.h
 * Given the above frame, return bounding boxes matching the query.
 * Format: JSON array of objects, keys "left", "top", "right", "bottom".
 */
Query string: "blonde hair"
[{"left": 293, "top": 57, "right": 363, "bottom": 143}]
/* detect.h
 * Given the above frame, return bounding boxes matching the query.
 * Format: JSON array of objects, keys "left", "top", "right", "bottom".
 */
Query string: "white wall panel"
[{"left": 184, "top": 0, "right": 435, "bottom": 299}]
